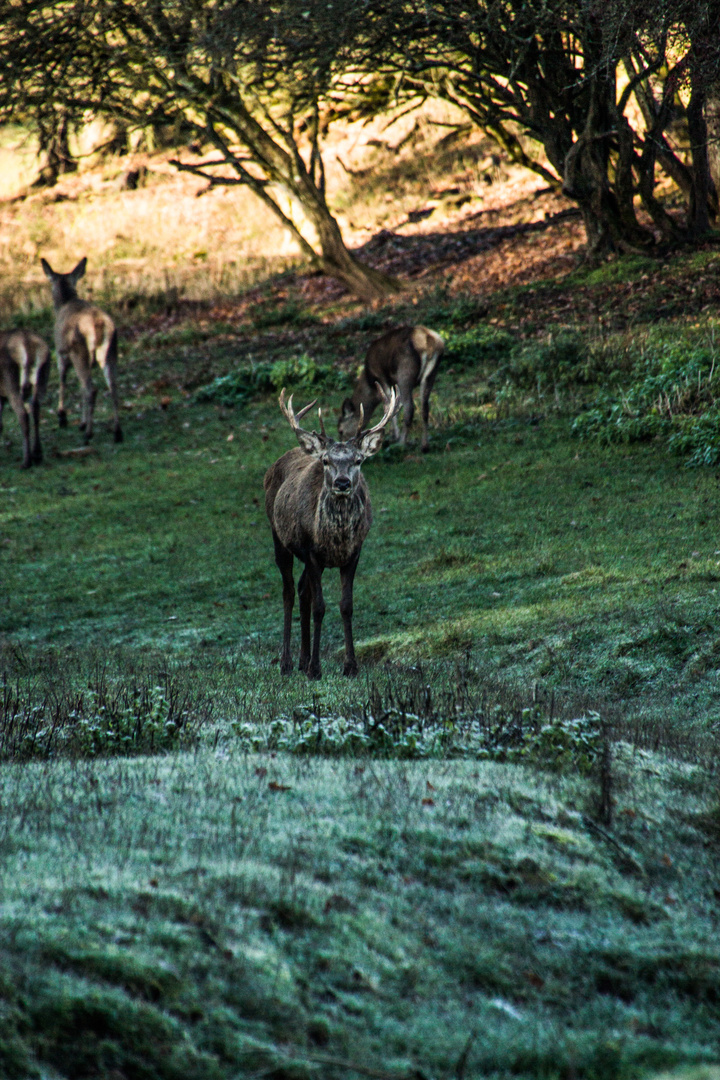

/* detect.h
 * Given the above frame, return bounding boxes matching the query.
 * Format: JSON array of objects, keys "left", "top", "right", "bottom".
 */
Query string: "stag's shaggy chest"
[{"left": 314, "top": 487, "right": 372, "bottom": 567}]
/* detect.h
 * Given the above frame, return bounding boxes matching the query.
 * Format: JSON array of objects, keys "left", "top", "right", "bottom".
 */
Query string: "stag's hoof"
[
  {"left": 280, "top": 658, "right": 293, "bottom": 675},
  {"left": 114, "top": 427, "right": 124, "bottom": 444},
  {"left": 57, "top": 410, "right": 68, "bottom": 428},
  {"left": 343, "top": 661, "right": 358, "bottom": 678},
  {"left": 307, "top": 664, "right": 322, "bottom": 680}
]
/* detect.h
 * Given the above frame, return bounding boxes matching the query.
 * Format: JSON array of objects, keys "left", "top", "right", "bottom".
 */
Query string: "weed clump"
[
  {"left": 195, "top": 353, "right": 348, "bottom": 408},
  {"left": 572, "top": 333, "right": 720, "bottom": 465},
  {"left": 0, "top": 665, "right": 211, "bottom": 760},
  {"left": 232, "top": 697, "right": 604, "bottom": 772},
  {"left": 444, "top": 324, "right": 515, "bottom": 369}
]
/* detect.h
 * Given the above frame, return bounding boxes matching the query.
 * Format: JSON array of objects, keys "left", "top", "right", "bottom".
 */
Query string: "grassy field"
[
  {"left": 2, "top": 746, "right": 720, "bottom": 1079},
  {"left": 3, "top": 128, "right": 720, "bottom": 1076}
]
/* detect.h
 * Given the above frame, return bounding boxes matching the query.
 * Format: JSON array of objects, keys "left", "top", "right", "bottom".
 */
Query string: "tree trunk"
[
  {"left": 562, "top": 124, "right": 651, "bottom": 258},
  {"left": 34, "top": 112, "right": 76, "bottom": 187},
  {"left": 310, "top": 210, "right": 402, "bottom": 301},
  {"left": 705, "top": 78, "right": 720, "bottom": 220},
  {"left": 687, "top": 81, "right": 711, "bottom": 238}
]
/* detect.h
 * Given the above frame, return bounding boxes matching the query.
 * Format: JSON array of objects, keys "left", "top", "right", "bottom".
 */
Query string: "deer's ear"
[
  {"left": 358, "top": 428, "right": 385, "bottom": 458},
  {"left": 70, "top": 257, "right": 87, "bottom": 283},
  {"left": 40, "top": 258, "right": 55, "bottom": 280},
  {"left": 295, "top": 430, "right": 326, "bottom": 456}
]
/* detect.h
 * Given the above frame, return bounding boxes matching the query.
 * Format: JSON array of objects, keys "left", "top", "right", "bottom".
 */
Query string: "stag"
[
  {"left": 41, "top": 256, "right": 122, "bottom": 444},
  {"left": 264, "top": 386, "right": 400, "bottom": 678},
  {"left": 338, "top": 325, "right": 444, "bottom": 451},
  {"left": 0, "top": 330, "right": 50, "bottom": 469}
]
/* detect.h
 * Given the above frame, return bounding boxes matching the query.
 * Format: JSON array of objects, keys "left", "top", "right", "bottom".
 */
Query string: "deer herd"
[{"left": 1, "top": 256, "right": 445, "bottom": 677}]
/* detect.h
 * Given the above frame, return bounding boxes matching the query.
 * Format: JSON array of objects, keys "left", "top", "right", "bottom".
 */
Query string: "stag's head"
[{"left": 280, "top": 387, "right": 400, "bottom": 497}]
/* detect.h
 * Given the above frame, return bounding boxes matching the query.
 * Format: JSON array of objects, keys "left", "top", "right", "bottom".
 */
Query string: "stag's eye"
[{"left": 321, "top": 454, "right": 330, "bottom": 466}]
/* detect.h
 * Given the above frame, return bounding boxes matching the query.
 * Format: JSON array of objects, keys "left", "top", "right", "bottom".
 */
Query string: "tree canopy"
[
  {"left": 349, "top": 0, "right": 720, "bottom": 255},
  {"left": 0, "top": 0, "right": 400, "bottom": 299},
  {"left": 1, "top": 0, "right": 719, "bottom": 284}
]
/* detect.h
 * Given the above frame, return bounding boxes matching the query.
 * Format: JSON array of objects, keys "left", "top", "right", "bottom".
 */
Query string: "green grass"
[
  {"left": 3, "top": 349, "right": 720, "bottom": 733},
  {"left": 1, "top": 747, "right": 720, "bottom": 1078}
]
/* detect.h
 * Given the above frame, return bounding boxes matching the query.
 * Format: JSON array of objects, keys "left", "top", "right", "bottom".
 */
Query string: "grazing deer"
[
  {"left": 41, "top": 256, "right": 122, "bottom": 444},
  {"left": 338, "top": 325, "right": 444, "bottom": 452},
  {"left": 0, "top": 330, "right": 50, "bottom": 469},
  {"left": 264, "top": 386, "right": 400, "bottom": 679}
]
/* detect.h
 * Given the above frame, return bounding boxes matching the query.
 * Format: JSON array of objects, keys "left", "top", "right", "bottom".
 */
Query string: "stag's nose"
[{"left": 334, "top": 476, "right": 351, "bottom": 493}]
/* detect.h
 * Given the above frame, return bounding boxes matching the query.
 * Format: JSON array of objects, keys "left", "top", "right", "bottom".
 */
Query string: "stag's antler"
[
  {"left": 279, "top": 388, "right": 319, "bottom": 433},
  {"left": 360, "top": 385, "right": 401, "bottom": 437}
]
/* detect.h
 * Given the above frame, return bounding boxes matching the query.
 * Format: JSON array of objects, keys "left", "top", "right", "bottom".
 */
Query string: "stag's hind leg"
[{"left": 272, "top": 533, "right": 295, "bottom": 675}]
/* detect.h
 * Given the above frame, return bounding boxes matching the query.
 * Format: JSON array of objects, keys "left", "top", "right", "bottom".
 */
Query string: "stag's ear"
[
  {"left": 40, "top": 258, "right": 55, "bottom": 280},
  {"left": 358, "top": 428, "right": 385, "bottom": 458},
  {"left": 295, "top": 429, "right": 326, "bottom": 456},
  {"left": 70, "top": 257, "right": 87, "bottom": 283}
]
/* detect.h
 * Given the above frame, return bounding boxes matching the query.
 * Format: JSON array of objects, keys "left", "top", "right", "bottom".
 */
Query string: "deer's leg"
[
  {"left": 0, "top": 397, "right": 4, "bottom": 438},
  {"left": 297, "top": 565, "right": 312, "bottom": 673},
  {"left": 101, "top": 352, "right": 123, "bottom": 443},
  {"left": 273, "top": 533, "right": 295, "bottom": 675},
  {"left": 71, "top": 344, "right": 95, "bottom": 441},
  {"left": 419, "top": 366, "right": 438, "bottom": 453},
  {"left": 81, "top": 379, "right": 97, "bottom": 443},
  {"left": 307, "top": 559, "right": 326, "bottom": 680},
  {"left": 8, "top": 390, "right": 31, "bottom": 469},
  {"left": 57, "top": 352, "right": 71, "bottom": 427},
  {"left": 398, "top": 382, "right": 414, "bottom": 446},
  {"left": 339, "top": 551, "right": 361, "bottom": 677},
  {"left": 30, "top": 393, "right": 42, "bottom": 463}
]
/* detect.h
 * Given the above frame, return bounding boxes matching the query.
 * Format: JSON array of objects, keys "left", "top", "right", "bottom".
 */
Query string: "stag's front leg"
[
  {"left": 339, "top": 552, "right": 360, "bottom": 676},
  {"left": 272, "top": 534, "right": 295, "bottom": 675},
  {"left": 307, "top": 560, "right": 326, "bottom": 680},
  {"left": 297, "top": 566, "right": 312, "bottom": 674}
]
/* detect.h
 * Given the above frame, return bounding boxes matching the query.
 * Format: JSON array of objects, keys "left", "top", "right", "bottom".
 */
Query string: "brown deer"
[
  {"left": 41, "top": 256, "right": 123, "bottom": 444},
  {"left": 338, "top": 325, "right": 444, "bottom": 452},
  {"left": 0, "top": 330, "right": 50, "bottom": 469},
  {"left": 264, "top": 386, "right": 400, "bottom": 679}
]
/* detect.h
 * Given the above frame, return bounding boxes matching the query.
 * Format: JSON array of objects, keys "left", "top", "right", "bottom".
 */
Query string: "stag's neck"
[{"left": 314, "top": 484, "right": 371, "bottom": 566}]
